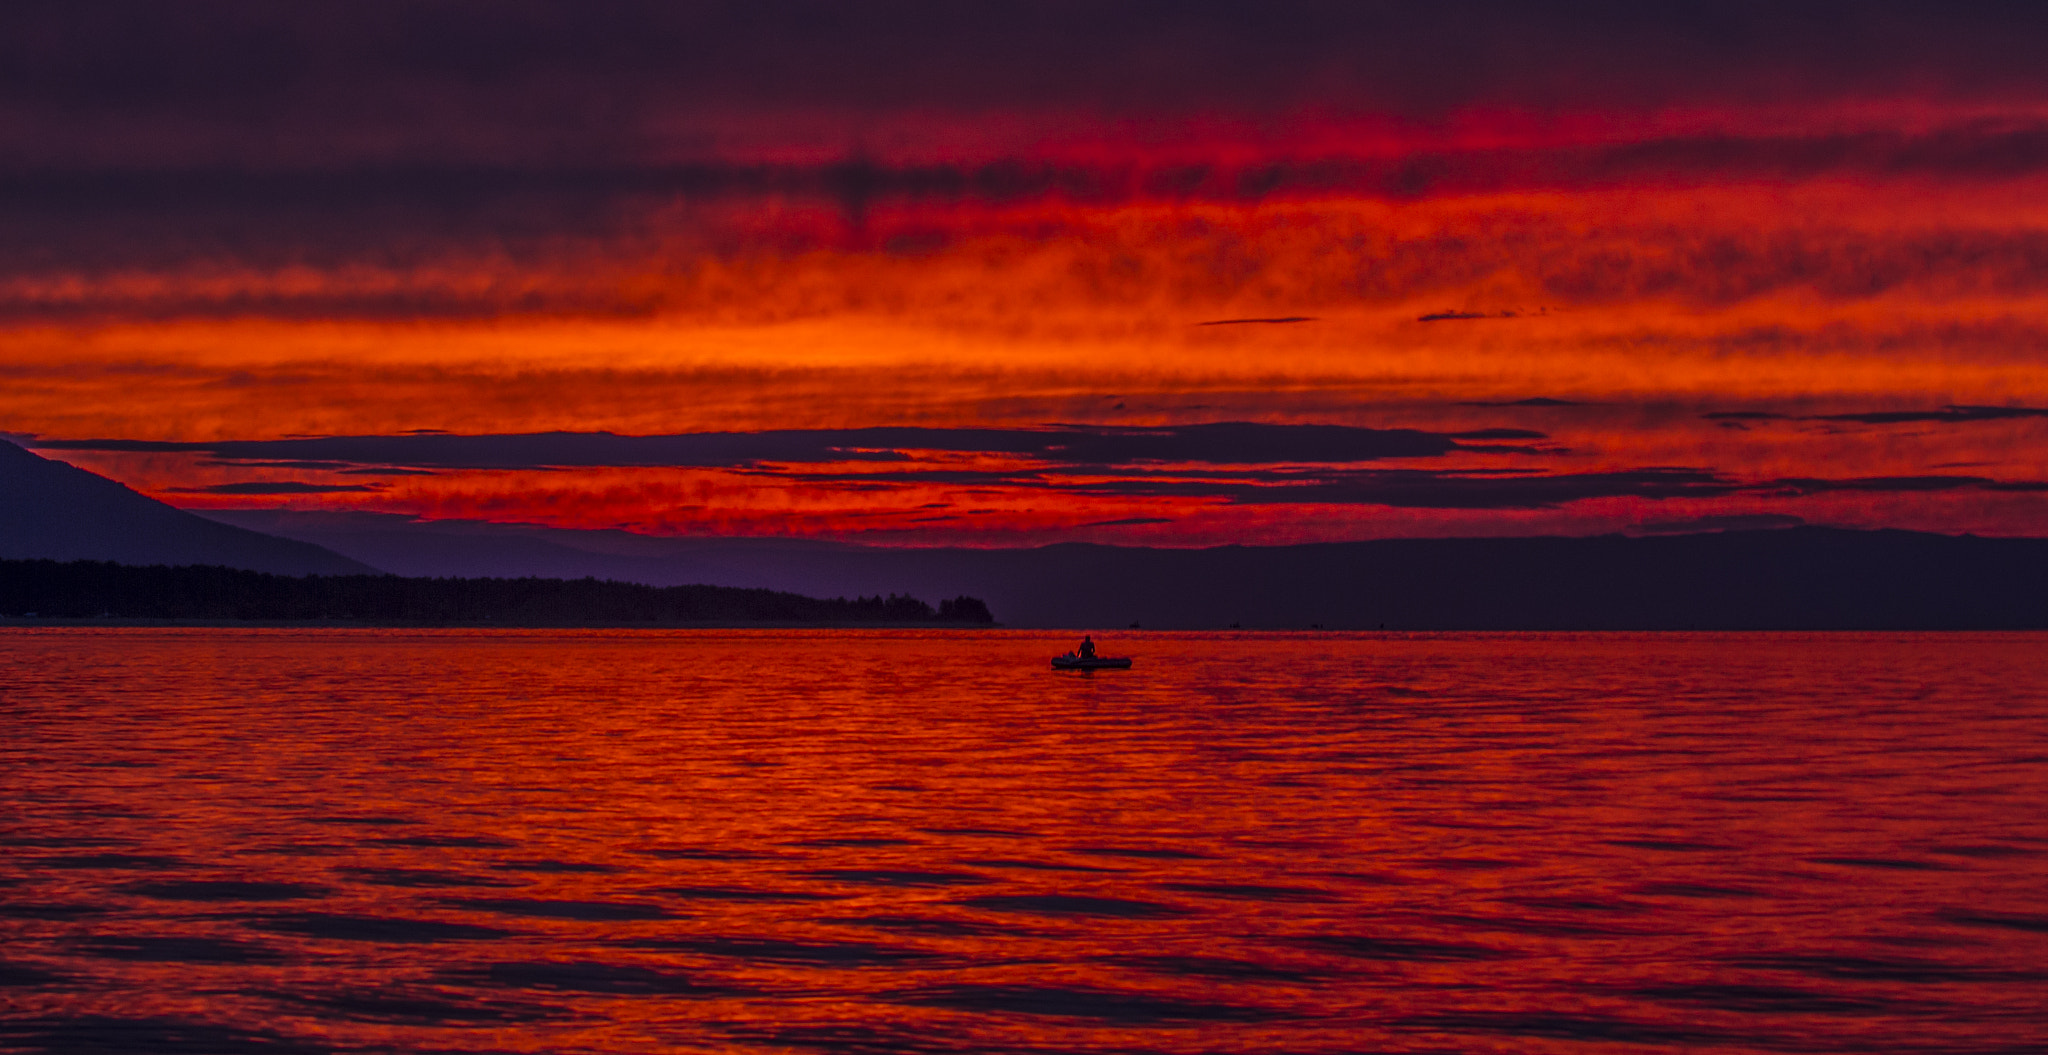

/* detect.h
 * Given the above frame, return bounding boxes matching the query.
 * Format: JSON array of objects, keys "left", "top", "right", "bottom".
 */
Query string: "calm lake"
[{"left": 2, "top": 629, "right": 2045, "bottom": 1053}]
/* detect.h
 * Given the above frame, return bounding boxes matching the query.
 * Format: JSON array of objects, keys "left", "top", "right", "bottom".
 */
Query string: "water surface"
[{"left": 2, "top": 629, "right": 2045, "bottom": 1053}]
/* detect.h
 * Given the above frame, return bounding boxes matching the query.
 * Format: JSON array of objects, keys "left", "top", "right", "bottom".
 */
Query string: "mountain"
[
  {"left": 198, "top": 508, "right": 860, "bottom": 586},
  {"left": 1, "top": 441, "right": 375, "bottom": 575},
  {"left": 195, "top": 510, "right": 2048, "bottom": 629},
  {"left": 0, "top": 559, "right": 993, "bottom": 626}
]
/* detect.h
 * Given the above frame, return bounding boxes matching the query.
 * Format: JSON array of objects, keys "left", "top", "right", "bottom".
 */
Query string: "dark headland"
[
  {"left": 7, "top": 528, "right": 2048, "bottom": 629},
  {"left": 0, "top": 560, "right": 996, "bottom": 627}
]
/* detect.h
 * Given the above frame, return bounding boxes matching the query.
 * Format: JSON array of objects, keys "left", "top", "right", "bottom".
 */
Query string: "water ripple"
[{"left": 2, "top": 627, "right": 2044, "bottom": 1052}]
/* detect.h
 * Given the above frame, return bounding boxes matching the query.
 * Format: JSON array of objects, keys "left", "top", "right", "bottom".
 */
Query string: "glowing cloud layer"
[{"left": 4, "top": 2, "right": 2045, "bottom": 542}]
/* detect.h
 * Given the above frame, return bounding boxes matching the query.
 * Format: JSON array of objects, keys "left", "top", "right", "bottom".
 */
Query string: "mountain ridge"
[
  {"left": 195, "top": 509, "right": 2048, "bottom": 629},
  {"left": 0, "top": 558, "right": 994, "bottom": 626},
  {"left": 0, "top": 441, "right": 375, "bottom": 576}
]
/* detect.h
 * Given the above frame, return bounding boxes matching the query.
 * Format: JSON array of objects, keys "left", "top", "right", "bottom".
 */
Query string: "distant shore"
[
  {"left": 0, "top": 558, "right": 999, "bottom": 628},
  {"left": 0, "top": 617, "right": 1003, "bottom": 630}
]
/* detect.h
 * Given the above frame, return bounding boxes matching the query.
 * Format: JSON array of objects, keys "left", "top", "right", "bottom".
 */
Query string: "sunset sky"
[{"left": 6, "top": 1, "right": 2047, "bottom": 545}]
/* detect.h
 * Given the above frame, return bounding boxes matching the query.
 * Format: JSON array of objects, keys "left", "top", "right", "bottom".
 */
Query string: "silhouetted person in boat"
[{"left": 1078, "top": 636, "right": 1097, "bottom": 659}]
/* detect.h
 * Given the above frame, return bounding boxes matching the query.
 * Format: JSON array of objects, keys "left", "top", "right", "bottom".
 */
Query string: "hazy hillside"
[
  {"left": 196, "top": 510, "right": 2048, "bottom": 629},
  {"left": 0, "top": 559, "right": 994, "bottom": 626}
]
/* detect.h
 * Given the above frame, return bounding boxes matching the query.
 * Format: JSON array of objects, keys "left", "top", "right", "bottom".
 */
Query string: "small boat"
[{"left": 1052, "top": 652, "right": 1132, "bottom": 671}]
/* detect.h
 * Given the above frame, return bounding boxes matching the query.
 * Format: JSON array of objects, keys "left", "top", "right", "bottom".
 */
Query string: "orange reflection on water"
[{"left": 1, "top": 629, "right": 2045, "bottom": 1052}]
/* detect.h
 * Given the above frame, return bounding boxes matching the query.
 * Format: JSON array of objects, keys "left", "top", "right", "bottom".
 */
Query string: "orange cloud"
[{"left": 6, "top": 113, "right": 2048, "bottom": 543}]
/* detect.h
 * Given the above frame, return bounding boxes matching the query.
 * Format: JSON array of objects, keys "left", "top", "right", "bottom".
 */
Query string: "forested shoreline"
[{"left": 0, "top": 559, "right": 995, "bottom": 626}]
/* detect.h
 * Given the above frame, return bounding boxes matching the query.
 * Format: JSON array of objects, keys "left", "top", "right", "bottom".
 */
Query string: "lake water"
[{"left": 2, "top": 629, "right": 2045, "bottom": 1053}]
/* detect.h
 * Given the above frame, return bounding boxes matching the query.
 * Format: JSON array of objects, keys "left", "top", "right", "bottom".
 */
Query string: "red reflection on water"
[{"left": 1, "top": 629, "right": 2045, "bottom": 1053}]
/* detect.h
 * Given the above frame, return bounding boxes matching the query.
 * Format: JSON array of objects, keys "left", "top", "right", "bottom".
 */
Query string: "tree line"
[{"left": 0, "top": 559, "right": 996, "bottom": 625}]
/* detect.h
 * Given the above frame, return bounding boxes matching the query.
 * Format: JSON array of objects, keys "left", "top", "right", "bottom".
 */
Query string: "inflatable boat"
[{"left": 1052, "top": 653, "right": 1133, "bottom": 670}]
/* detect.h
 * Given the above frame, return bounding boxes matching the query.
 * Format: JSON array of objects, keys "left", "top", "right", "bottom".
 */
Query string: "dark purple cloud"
[
  {"left": 1760, "top": 475, "right": 1994, "bottom": 495},
  {"left": 166, "top": 482, "right": 383, "bottom": 495},
  {"left": 197, "top": 459, "right": 438, "bottom": 477},
  {"left": 1445, "top": 429, "right": 1548, "bottom": 440},
  {"left": 7, "top": 3, "right": 2048, "bottom": 169},
  {"left": 765, "top": 461, "right": 2048, "bottom": 509},
  {"left": 43, "top": 424, "right": 2044, "bottom": 512},
  {"left": 760, "top": 463, "right": 1738, "bottom": 509},
  {"left": 1074, "top": 467, "right": 1739, "bottom": 508},
  {"left": 31, "top": 423, "right": 1468, "bottom": 470},
  {"left": 1812, "top": 404, "right": 2048, "bottom": 425}
]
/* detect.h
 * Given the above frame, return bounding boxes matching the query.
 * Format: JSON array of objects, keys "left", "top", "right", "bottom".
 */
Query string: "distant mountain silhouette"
[
  {"left": 200, "top": 510, "right": 2048, "bottom": 629},
  {"left": 1, "top": 441, "right": 373, "bottom": 575},
  {"left": 0, "top": 559, "right": 993, "bottom": 626},
  {"left": 896, "top": 531, "right": 2048, "bottom": 629},
  {"left": 201, "top": 508, "right": 870, "bottom": 584}
]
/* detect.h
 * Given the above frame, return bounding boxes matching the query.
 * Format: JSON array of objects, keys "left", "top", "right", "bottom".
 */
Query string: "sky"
[{"left": 5, "top": 1, "right": 2047, "bottom": 546}]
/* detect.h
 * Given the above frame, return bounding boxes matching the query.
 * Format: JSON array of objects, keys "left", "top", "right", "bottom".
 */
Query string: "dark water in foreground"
[{"left": 2, "top": 630, "right": 2045, "bottom": 1054}]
